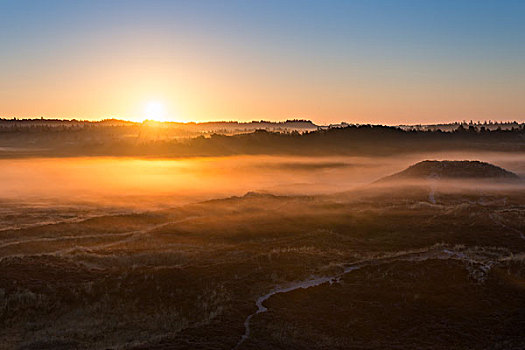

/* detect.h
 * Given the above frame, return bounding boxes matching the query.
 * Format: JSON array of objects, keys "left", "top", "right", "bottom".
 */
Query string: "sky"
[{"left": 1, "top": 0, "right": 524, "bottom": 125}]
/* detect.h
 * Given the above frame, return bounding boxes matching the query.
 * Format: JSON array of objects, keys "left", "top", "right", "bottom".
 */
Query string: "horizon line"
[{"left": 1, "top": 116, "right": 524, "bottom": 127}]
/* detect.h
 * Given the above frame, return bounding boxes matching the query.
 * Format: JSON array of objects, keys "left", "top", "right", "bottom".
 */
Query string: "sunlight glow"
[{"left": 144, "top": 101, "right": 167, "bottom": 122}]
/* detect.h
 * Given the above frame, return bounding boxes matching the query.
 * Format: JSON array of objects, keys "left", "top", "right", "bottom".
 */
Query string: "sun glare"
[{"left": 144, "top": 101, "right": 167, "bottom": 122}]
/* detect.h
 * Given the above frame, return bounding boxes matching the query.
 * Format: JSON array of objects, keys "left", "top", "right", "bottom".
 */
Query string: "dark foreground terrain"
[{"left": 0, "top": 162, "right": 524, "bottom": 349}]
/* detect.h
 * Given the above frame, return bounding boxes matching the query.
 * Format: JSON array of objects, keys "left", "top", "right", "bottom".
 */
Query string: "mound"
[{"left": 378, "top": 160, "right": 520, "bottom": 182}]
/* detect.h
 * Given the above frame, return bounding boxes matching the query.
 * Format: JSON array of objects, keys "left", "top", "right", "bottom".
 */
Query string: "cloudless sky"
[{"left": 1, "top": 0, "right": 524, "bottom": 124}]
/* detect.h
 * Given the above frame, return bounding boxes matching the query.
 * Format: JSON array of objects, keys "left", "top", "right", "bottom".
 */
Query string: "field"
[{"left": 0, "top": 153, "right": 524, "bottom": 349}]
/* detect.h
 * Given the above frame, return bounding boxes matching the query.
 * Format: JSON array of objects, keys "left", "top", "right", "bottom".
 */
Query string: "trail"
[
  {"left": 0, "top": 231, "right": 134, "bottom": 250},
  {"left": 0, "top": 216, "right": 202, "bottom": 260},
  {"left": 233, "top": 246, "right": 493, "bottom": 349},
  {"left": 427, "top": 176, "right": 438, "bottom": 204},
  {"left": 428, "top": 183, "right": 436, "bottom": 204},
  {"left": 0, "top": 211, "right": 129, "bottom": 233}
]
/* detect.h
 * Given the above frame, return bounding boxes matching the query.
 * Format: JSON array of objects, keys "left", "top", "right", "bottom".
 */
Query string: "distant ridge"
[
  {"left": 377, "top": 160, "right": 520, "bottom": 182},
  {"left": 1, "top": 123, "right": 524, "bottom": 159}
]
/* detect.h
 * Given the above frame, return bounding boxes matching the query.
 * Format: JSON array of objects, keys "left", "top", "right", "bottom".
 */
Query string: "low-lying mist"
[
  {"left": 1, "top": 150, "right": 524, "bottom": 349},
  {"left": 0, "top": 151, "right": 523, "bottom": 211}
]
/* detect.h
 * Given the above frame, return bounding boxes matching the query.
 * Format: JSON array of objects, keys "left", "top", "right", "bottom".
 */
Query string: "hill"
[{"left": 378, "top": 160, "right": 520, "bottom": 182}]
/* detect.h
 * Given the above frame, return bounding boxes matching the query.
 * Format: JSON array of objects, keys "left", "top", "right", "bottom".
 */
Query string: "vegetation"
[
  {"left": 0, "top": 121, "right": 524, "bottom": 158},
  {"left": 1, "top": 166, "right": 524, "bottom": 349}
]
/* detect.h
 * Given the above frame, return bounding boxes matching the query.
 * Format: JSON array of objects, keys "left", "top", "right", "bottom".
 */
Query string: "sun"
[{"left": 144, "top": 101, "right": 167, "bottom": 122}]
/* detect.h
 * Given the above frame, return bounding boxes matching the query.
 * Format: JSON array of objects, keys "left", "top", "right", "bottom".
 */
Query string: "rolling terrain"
[{"left": 0, "top": 160, "right": 524, "bottom": 349}]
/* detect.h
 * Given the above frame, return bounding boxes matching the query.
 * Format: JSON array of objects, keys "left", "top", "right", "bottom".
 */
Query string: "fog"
[
  {"left": 1, "top": 151, "right": 524, "bottom": 349},
  {"left": 0, "top": 151, "right": 523, "bottom": 209}
]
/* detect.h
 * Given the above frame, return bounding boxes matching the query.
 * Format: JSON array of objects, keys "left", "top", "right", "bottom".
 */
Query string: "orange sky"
[
  {"left": 3, "top": 55, "right": 524, "bottom": 125},
  {"left": 1, "top": 1, "right": 524, "bottom": 125}
]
